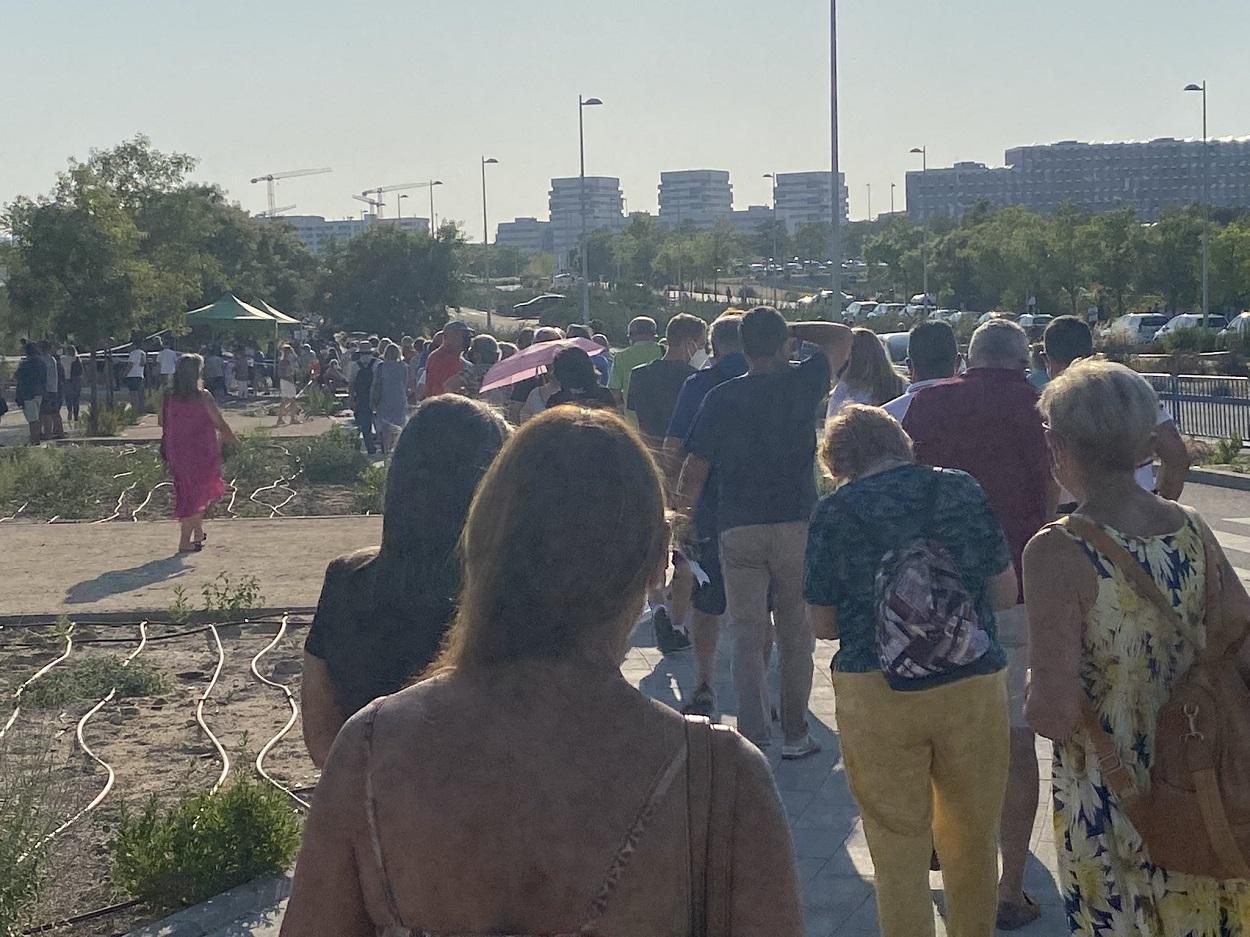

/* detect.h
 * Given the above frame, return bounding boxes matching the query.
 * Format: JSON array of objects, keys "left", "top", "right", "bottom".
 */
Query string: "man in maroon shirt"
[
  {"left": 421, "top": 320, "right": 471, "bottom": 398},
  {"left": 902, "top": 318, "right": 1057, "bottom": 931}
]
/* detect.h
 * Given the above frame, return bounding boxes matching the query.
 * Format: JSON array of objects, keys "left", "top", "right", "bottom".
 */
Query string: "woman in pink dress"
[{"left": 160, "top": 354, "right": 238, "bottom": 553}]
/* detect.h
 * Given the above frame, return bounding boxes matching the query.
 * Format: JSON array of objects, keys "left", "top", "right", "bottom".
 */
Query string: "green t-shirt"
[{"left": 607, "top": 340, "right": 663, "bottom": 398}]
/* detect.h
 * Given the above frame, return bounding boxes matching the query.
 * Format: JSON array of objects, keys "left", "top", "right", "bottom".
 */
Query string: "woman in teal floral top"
[{"left": 803, "top": 404, "right": 1019, "bottom": 937}]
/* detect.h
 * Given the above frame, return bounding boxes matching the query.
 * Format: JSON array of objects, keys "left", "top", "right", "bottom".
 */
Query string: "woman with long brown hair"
[
  {"left": 159, "top": 354, "right": 238, "bottom": 554},
  {"left": 283, "top": 408, "right": 802, "bottom": 937},
  {"left": 825, "top": 327, "right": 907, "bottom": 418}
]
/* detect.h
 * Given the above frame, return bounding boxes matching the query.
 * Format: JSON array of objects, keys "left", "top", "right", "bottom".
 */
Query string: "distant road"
[{"left": 454, "top": 307, "right": 539, "bottom": 334}]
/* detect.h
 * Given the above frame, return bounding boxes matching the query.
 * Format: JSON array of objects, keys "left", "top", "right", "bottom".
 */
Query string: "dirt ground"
[{"left": 1, "top": 617, "right": 317, "bottom": 936}]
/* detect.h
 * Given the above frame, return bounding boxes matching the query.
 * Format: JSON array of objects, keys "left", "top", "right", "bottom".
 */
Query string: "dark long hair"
[{"left": 375, "top": 396, "right": 509, "bottom": 607}]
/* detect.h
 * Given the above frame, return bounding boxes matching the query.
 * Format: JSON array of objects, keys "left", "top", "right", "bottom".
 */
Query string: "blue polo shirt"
[{"left": 667, "top": 353, "right": 749, "bottom": 535}]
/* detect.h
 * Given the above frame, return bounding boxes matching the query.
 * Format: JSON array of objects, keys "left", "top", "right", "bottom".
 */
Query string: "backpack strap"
[{"left": 683, "top": 716, "right": 737, "bottom": 937}]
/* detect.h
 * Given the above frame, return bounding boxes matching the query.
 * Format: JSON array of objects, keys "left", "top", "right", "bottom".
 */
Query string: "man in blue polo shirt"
[{"left": 663, "top": 312, "right": 746, "bottom": 713}]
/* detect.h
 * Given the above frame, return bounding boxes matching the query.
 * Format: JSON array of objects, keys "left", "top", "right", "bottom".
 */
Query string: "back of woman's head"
[
  {"left": 383, "top": 343, "right": 401, "bottom": 362},
  {"left": 843, "top": 328, "right": 905, "bottom": 404},
  {"left": 437, "top": 408, "right": 668, "bottom": 673},
  {"left": 469, "top": 334, "right": 500, "bottom": 367},
  {"left": 382, "top": 396, "right": 509, "bottom": 564},
  {"left": 552, "top": 346, "right": 597, "bottom": 392},
  {"left": 172, "top": 354, "right": 204, "bottom": 400},
  {"left": 821, "top": 404, "right": 913, "bottom": 483},
  {"left": 1039, "top": 358, "right": 1158, "bottom": 474}
]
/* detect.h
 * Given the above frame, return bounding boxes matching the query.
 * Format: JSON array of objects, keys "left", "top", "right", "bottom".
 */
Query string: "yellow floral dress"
[{"left": 1055, "top": 518, "right": 1250, "bottom": 936}]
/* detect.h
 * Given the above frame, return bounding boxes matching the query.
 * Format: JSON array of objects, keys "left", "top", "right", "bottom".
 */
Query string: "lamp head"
[
  {"left": 1184, "top": 83, "right": 1203, "bottom": 92},
  {"left": 582, "top": 97, "right": 604, "bottom": 107},
  {"left": 483, "top": 158, "right": 498, "bottom": 165},
  {"left": 432, "top": 180, "right": 444, "bottom": 186},
  {"left": 910, "top": 147, "right": 925, "bottom": 154}
]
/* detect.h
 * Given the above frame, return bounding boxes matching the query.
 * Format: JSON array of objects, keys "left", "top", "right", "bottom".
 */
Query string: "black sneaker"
[{"left": 653, "top": 607, "right": 690, "bottom": 654}]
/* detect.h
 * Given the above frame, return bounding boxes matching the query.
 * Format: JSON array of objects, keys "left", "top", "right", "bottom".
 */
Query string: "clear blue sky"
[{"left": 2, "top": 0, "right": 1245, "bottom": 235}]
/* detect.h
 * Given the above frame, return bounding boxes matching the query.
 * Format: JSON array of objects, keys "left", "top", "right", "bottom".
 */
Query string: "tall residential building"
[
  {"left": 773, "top": 172, "right": 849, "bottom": 233},
  {"left": 728, "top": 204, "right": 776, "bottom": 238},
  {"left": 906, "top": 137, "right": 1250, "bottom": 222},
  {"left": 657, "top": 170, "right": 733, "bottom": 228},
  {"left": 548, "top": 176, "right": 624, "bottom": 269},
  {"left": 274, "top": 214, "right": 429, "bottom": 253},
  {"left": 495, "top": 217, "right": 553, "bottom": 254}
]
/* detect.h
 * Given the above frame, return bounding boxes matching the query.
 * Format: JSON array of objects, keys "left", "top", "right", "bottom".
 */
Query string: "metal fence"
[{"left": 1143, "top": 373, "right": 1250, "bottom": 440}]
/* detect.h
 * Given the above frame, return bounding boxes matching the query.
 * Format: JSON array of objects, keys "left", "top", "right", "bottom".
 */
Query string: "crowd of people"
[{"left": 11, "top": 302, "right": 1249, "bottom": 936}]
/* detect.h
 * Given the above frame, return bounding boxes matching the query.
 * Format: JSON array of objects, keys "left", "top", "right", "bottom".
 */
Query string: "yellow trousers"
[{"left": 832, "top": 669, "right": 1010, "bottom": 937}]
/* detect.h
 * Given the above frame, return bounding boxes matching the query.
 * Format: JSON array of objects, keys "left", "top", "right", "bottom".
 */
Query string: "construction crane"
[
  {"left": 249, "top": 167, "right": 332, "bottom": 217},
  {"left": 352, "top": 193, "right": 384, "bottom": 218},
  {"left": 358, "top": 182, "right": 438, "bottom": 219}
]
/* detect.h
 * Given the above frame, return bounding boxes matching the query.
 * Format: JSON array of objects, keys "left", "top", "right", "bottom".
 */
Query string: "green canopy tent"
[
  {"left": 257, "top": 300, "right": 301, "bottom": 328},
  {"left": 185, "top": 294, "right": 276, "bottom": 330}
]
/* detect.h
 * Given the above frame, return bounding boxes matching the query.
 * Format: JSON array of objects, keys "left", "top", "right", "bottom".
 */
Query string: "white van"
[
  {"left": 1109, "top": 314, "right": 1170, "bottom": 345},
  {"left": 1153, "top": 313, "right": 1227, "bottom": 341}
]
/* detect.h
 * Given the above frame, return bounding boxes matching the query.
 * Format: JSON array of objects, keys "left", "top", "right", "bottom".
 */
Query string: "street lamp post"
[
  {"left": 829, "top": 0, "right": 841, "bottom": 313},
  {"left": 578, "top": 94, "right": 604, "bottom": 326},
  {"left": 428, "top": 179, "right": 443, "bottom": 234},
  {"left": 866, "top": 183, "right": 871, "bottom": 221},
  {"left": 481, "top": 157, "right": 499, "bottom": 331},
  {"left": 910, "top": 146, "right": 929, "bottom": 306},
  {"left": 1185, "top": 81, "right": 1210, "bottom": 325},
  {"left": 890, "top": 182, "right": 896, "bottom": 214},
  {"left": 397, "top": 193, "right": 408, "bottom": 219},
  {"left": 763, "top": 172, "right": 779, "bottom": 281}
]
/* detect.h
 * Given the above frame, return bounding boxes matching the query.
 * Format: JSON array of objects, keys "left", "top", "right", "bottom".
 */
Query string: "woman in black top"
[
  {"left": 544, "top": 346, "right": 618, "bottom": 411},
  {"left": 301, "top": 395, "right": 510, "bottom": 766}
]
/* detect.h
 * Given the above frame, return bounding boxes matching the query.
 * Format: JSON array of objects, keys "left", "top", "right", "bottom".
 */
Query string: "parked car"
[
  {"left": 508, "top": 293, "right": 566, "bottom": 317},
  {"left": 877, "top": 332, "right": 910, "bottom": 366},
  {"left": 1018, "top": 313, "right": 1053, "bottom": 331},
  {"left": 1153, "top": 313, "right": 1228, "bottom": 341},
  {"left": 1220, "top": 312, "right": 1250, "bottom": 337},
  {"left": 870, "top": 303, "right": 907, "bottom": 320},
  {"left": 1107, "top": 313, "right": 1171, "bottom": 345},
  {"left": 845, "top": 301, "right": 878, "bottom": 321}
]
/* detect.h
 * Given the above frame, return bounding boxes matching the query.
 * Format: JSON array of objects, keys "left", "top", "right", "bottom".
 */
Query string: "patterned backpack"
[{"left": 873, "top": 471, "right": 991, "bottom": 688}]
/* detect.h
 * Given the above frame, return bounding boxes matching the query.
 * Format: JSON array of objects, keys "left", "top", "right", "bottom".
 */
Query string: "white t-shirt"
[
  {"left": 882, "top": 378, "right": 952, "bottom": 424},
  {"left": 158, "top": 348, "right": 178, "bottom": 375},
  {"left": 126, "top": 349, "right": 145, "bottom": 379},
  {"left": 825, "top": 381, "right": 874, "bottom": 419}
]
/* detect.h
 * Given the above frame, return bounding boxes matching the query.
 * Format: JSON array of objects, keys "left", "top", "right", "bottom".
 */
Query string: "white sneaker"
[{"left": 781, "top": 734, "right": 822, "bottom": 760}]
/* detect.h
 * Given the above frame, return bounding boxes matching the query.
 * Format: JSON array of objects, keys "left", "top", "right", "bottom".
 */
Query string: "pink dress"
[{"left": 163, "top": 395, "right": 227, "bottom": 519}]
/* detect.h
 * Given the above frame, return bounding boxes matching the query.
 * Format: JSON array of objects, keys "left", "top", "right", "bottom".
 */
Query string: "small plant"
[
  {"left": 0, "top": 729, "right": 73, "bottom": 935},
  {"left": 352, "top": 461, "right": 387, "bottom": 513},
  {"left": 299, "top": 384, "right": 344, "bottom": 417},
  {"left": 1213, "top": 434, "right": 1243, "bottom": 465},
  {"left": 200, "top": 572, "right": 264, "bottom": 614},
  {"left": 221, "top": 432, "right": 292, "bottom": 492},
  {"left": 110, "top": 776, "right": 301, "bottom": 911},
  {"left": 298, "top": 426, "right": 368, "bottom": 484},
  {"left": 169, "top": 585, "right": 192, "bottom": 624},
  {"left": 23, "top": 656, "right": 170, "bottom": 709}
]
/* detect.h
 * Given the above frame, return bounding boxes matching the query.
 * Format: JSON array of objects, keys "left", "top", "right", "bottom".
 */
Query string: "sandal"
[
  {"left": 177, "top": 543, "right": 203, "bottom": 555},
  {"left": 681, "top": 683, "right": 716, "bottom": 717},
  {"left": 996, "top": 894, "right": 1040, "bottom": 931}
]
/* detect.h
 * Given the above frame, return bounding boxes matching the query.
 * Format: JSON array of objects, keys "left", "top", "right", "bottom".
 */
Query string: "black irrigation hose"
[
  {"left": 0, "top": 617, "right": 304, "bottom": 650},
  {"left": 20, "top": 898, "right": 144, "bottom": 935}
]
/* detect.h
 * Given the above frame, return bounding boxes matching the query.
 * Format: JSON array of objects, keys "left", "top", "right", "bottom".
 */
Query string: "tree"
[
  {"left": 1210, "top": 219, "right": 1250, "bottom": 314},
  {"left": 1140, "top": 208, "right": 1202, "bottom": 312},
  {"left": 316, "top": 226, "right": 463, "bottom": 336},
  {"left": 794, "top": 223, "right": 832, "bottom": 262},
  {"left": 1077, "top": 208, "right": 1140, "bottom": 318},
  {"left": 1050, "top": 202, "right": 1088, "bottom": 315}
]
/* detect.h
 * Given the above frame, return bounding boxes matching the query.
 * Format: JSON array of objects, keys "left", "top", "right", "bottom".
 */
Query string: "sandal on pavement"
[
  {"left": 996, "top": 894, "right": 1041, "bottom": 931},
  {"left": 681, "top": 683, "right": 716, "bottom": 717},
  {"left": 177, "top": 543, "right": 202, "bottom": 555}
]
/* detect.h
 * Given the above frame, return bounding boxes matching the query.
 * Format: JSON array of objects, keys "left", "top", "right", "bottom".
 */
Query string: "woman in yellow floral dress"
[{"left": 1024, "top": 359, "right": 1250, "bottom": 937}]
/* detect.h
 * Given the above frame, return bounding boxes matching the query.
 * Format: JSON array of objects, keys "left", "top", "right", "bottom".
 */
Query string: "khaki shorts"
[{"left": 996, "top": 604, "right": 1030, "bottom": 729}]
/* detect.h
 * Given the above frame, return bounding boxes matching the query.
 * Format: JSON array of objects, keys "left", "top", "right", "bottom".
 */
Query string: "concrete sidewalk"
[{"left": 0, "top": 516, "right": 381, "bottom": 620}]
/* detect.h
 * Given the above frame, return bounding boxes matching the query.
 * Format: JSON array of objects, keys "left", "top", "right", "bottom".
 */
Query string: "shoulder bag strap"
[
  {"left": 684, "top": 716, "right": 710, "bottom": 937},
  {"left": 705, "top": 723, "right": 737, "bottom": 937}
]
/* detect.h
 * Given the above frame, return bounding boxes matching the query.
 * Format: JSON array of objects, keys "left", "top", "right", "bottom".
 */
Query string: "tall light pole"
[
  {"left": 763, "top": 172, "right": 779, "bottom": 272},
  {"left": 428, "top": 179, "right": 444, "bottom": 234},
  {"left": 910, "top": 146, "right": 929, "bottom": 305},
  {"left": 481, "top": 157, "right": 499, "bottom": 331},
  {"left": 890, "top": 182, "right": 896, "bottom": 214},
  {"left": 397, "top": 193, "right": 408, "bottom": 219},
  {"left": 866, "top": 183, "right": 871, "bottom": 221},
  {"left": 829, "top": 0, "right": 842, "bottom": 314},
  {"left": 1185, "top": 81, "right": 1209, "bottom": 325},
  {"left": 578, "top": 94, "right": 604, "bottom": 325}
]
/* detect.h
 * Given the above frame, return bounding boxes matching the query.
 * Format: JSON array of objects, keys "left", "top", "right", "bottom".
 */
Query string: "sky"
[{"left": 2, "top": 0, "right": 1246, "bottom": 237}]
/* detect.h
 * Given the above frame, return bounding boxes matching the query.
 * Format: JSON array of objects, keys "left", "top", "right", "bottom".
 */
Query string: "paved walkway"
[{"left": 0, "top": 517, "right": 381, "bottom": 619}]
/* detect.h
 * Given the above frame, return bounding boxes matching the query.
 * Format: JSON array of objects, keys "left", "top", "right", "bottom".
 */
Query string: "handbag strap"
[{"left": 683, "top": 716, "right": 736, "bottom": 937}]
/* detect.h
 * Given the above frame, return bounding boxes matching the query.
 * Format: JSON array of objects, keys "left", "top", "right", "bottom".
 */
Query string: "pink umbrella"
[{"left": 479, "top": 337, "right": 606, "bottom": 394}]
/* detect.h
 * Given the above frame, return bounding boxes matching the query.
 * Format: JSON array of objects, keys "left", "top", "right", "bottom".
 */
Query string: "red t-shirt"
[
  {"left": 422, "top": 345, "right": 462, "bottom": 397},
  {"left": 902, "top": 368, "right": 1050, "bottom": 600}
]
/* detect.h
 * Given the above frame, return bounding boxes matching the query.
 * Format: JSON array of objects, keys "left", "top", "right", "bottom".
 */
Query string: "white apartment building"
[
  {"left": 727, "top": 204, "right": 776, "bottom": 238},
  {"left": 773, "top": 172, "right": 849, "bottom": 233},
  {"left": 275, "top": 214, "right": 429, "bottom": 254},
  {"left": 657, "top": 170, "right": 733, "bottom": 229},
  {"left": 495, "top": 217, "right": 552, "bottom": 254},
  {"left": 548, "top": 176, "right": 624, "bottom": 269}
]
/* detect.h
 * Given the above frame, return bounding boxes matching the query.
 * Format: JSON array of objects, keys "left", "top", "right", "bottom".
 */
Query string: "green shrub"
[
  {"left": 0, "top": 445, "right": 165, "bottom": 519},
  {"left": 222, "top": 432, "right": 293, "bottom": 490},
  {"left": 86, "top": 403, "right": 133, "bottom": 437},
  {"left": 23, "top": 656, "right": 170, "bottom": 709},
  {"left": 1159, "top": 327, "right": 1222, "bottom": 354},
  {"left": 1214, "top": 434, "right": 1243, "bottom": 465},
  {"left": 298, "top": 426, "right": 367, "bottom": 484},
  {"left": 352, "top": 462, "right": 387, "bottom": 513},
  {"left": 0, "top": 730, "right": 71, "bottom": 936},
  {"left": 110, "top": 776, "right": 300, "bottom": 911},
  {"left": 299, "top": 384, "right": 344, "bottom": 417},
  {"left": 200, "top": 572, "right": 264, "bottom": 613}
]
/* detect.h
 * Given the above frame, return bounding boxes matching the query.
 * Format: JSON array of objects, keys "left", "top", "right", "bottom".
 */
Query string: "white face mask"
[{"left": 689, "top": 349, "right": 710, "bottom": 370}]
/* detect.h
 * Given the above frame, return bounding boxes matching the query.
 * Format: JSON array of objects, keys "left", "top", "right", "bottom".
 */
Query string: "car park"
[
  {"left": 1107, "top": 313, "right": 1171, "bottom": 345},
  {"left": 845, "top": 301, "right": 878, "bottom": 321},
  {"left": 870, "top": 303, "right": 907, "bottom": 319},
  {"left": 1153, "top": 313, "right": 1228, "bottom": 341}
]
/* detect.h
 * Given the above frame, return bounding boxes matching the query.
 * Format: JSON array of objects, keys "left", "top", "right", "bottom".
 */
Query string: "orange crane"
[{"left": 249, "top": 167, "right": 332, "bottom": 217}]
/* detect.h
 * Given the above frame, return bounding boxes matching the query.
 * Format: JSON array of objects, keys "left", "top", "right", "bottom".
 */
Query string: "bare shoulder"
[
  {"left": 1024, "top": 523, "right": 1086, "bottom": 567},
  {"left": 1024, "top": 524, "right": 1095, "bottom": 594}
]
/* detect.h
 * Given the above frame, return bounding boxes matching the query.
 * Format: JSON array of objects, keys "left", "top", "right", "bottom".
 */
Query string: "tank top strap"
[
  {"left": 361, "top": 699, "right": 410, "bottom": 934},
  {"left": 577, "top": 738, "right": 689, "bottom": 934}
]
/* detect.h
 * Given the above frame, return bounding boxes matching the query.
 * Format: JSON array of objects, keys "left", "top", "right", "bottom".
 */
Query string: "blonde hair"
[
  {"left": 171, "top": 354, "right": 203, "bottom": 401},
  {"left": 821, "top": 404, "right": 914, "bottom": 483},
  {"left": 431, "top": 408, "right": 668, "bottom": 675},
  {"left": 1039, "top": 358, "right": 1159, "bottom": 473},
  {"left": 841, "top": 328, "right": 906, "bottom": 405}
]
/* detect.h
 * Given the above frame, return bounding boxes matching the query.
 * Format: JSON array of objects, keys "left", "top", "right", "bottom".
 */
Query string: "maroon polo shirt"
[{"left": 902, "top": 368, "right": 1050, "bottom": 600}]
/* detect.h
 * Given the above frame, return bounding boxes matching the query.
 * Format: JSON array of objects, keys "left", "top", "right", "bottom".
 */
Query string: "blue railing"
[{"left": 1142, "top": 374, "right": 1250, "bottom": 440}]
